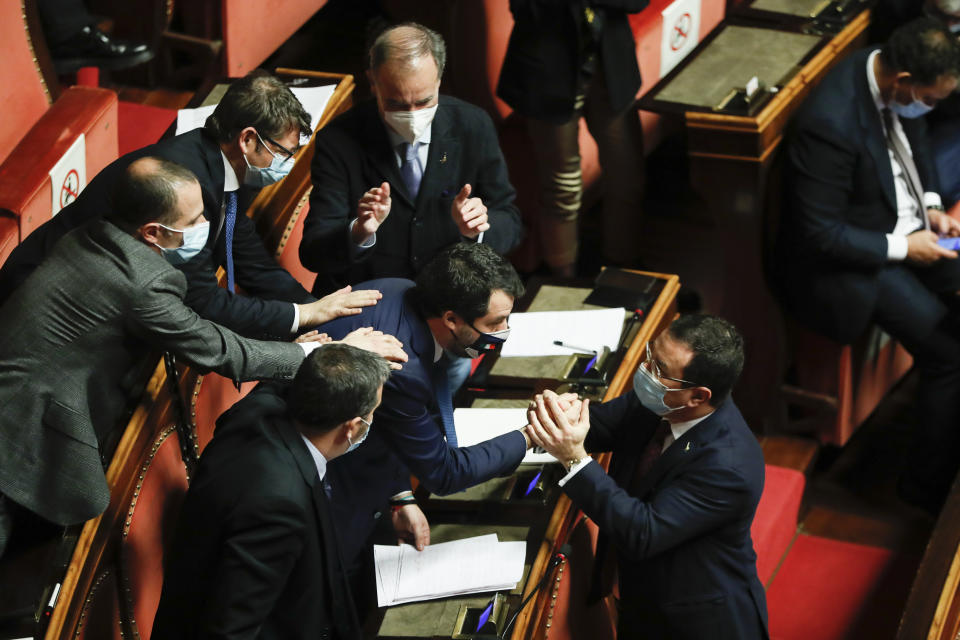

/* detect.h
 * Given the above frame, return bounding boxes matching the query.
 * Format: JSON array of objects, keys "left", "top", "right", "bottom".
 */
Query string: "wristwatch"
[{"left": 566, "top": 457, "right": 583, "bottom": 471}]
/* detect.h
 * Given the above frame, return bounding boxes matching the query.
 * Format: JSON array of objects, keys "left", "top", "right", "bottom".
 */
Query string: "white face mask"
[
  {"left": 383, "top": 104, "right": 438, "bottom": 144},
  {"left": 154, "top": 220, "right": 210, "bottom": 264},
  {"left": 346, "top": 417, "right": 371, "bottom": 454}
]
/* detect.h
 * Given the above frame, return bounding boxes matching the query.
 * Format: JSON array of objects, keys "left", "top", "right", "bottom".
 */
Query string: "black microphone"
[{"left": 498, "top": 543, "right": 573, "bottom": 639}]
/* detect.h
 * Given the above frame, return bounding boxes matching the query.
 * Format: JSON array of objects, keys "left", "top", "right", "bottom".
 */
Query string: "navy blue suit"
[
  {"left": 776, "top": 48, "right": 960, "bottom": 501},
  {"left": 563, "top": 393, "right": 768, "bottom": 640},
  {"left": 320, "top": 278, "right": 527, "bottom": 565}
]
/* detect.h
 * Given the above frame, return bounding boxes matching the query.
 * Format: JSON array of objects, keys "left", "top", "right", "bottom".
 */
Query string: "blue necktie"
[
  {"left": 400, "top": 142, "right": 422, "bottom": 199},
  {"left": 224, "top": 191, "right": 238, "bottom": 293},
  {"left": 433, "top": 356, "right": 457, "bottom": 446}
]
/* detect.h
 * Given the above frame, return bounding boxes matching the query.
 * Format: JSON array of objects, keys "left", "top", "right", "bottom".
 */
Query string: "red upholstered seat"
[
  {"left": 0, "top": 0, "right": 117, "bottom": 241},
  {"left": 117, "top": 101, "right": 177, "bottom": 156},
  {"left": 751, "top": 465, "right": 805, "bottom": 586},
  {"left": 0, "top": 216, "right": 18, "bottom": 268},
  {"left": 275, "top": 197, "right": 318, "bottom": 294},
  {"left": 191, "top": 375, "right": 256, "bottom": 455},
  {"left": 73, "top": 568, "right": 123, "bottom": 640},
  {"left": 221, "top": 0, "right": 329, "bottom": 77},
  {"left": 119, "top": 426, "right": 189, "bottom": 640}
]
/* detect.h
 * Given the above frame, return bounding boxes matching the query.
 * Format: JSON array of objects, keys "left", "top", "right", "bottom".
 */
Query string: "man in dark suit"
[
  {"left": 0, "top": 158, "right": 405, "bottom": 559},
  {"left": 152, "top": 343, "right": 392, "bottom": 640},
  {"left": 301, "top": 23, "right": 523, "bottom": 292},
  {"left": 777, "top": 19, "right": 960, "bottom": 510},
  {"left": 319, "top": 243, "right": 533, "bottom": 573},
  {"left": 497, "top": 0, "right": 648, "bottom": 275},
  {"left": 528, "top": 315, "right": 768, "bottom": 640},
  {"left": 0, "top": 70, "right": 379, "bottom": 339}
]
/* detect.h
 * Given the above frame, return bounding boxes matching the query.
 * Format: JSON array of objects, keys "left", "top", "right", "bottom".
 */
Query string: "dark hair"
[
  {"left": 411, "top": 243, "right": 524, "bottom": 323},
  {"left": 108, "top": 157, "right": 198, "bottom": 232},
  {"left": 204, "top": 70, "right": 312, "bottom": 144},
  {"left": 880, "top": 17, "right": 960, "bottom": 85},
  {"left": 288, "top": 343, "right": 392, "bottom": 433},
  {"left": 667, "top": 314, "right": 744, "bottom": 407},
  {"left": 369, "top": 22, "right": 446, "bottom": 77}
]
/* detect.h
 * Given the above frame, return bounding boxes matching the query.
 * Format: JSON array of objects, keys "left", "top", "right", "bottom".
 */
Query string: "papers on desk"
[
  {"left": 454, "top": 408, "right": 556, "bottom": 464},
  {"left": 174, "top": 85, "right": 337, "bottom": 136},
  {"left": 500, "top": 307, "right": 626, "bottom": 358},
  {"left": 374, "top": 534, "right": 526, "bottom": 607}
]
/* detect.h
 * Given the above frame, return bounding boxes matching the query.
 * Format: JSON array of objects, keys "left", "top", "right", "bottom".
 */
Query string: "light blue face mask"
[
  {"left": 155, "top": 220, "right": 210, "bottom": 264},
  {"left": 633, "top": 364, "right": 686, "bottom": 416},
  {"left": 889, "top": 87, "right": 934, "bottom": 119},
  {"left": 243, "top": 132, "right": 295, "bottom": 188},
  {"left": 346, "top": 417, "right": 371, "bottom": 453}
]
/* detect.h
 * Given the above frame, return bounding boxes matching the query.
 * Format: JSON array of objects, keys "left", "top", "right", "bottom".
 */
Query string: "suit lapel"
[
  {"left": 418, "top": 103, "right": 461, "bottom": 210},
  {"left": 856, "top": 51, "right": 898, "bottom": 213},
  {"left": 364, "top": 106, "right": 413, "bottom": 209}
]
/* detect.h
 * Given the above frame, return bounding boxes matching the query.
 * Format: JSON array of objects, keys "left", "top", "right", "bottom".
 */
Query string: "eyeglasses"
[
  {"left": 256, "top": 130, "right": 298, "bottom": 161},
  {"left": 642, "top": 342, "right": 699, "bottom": 388}
]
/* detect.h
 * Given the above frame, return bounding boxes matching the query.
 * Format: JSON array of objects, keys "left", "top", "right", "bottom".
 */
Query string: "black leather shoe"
[{"left": 51, "top": 25, "right": 154, "bottom": 73}]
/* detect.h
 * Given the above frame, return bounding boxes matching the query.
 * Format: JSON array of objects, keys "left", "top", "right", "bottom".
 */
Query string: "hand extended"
[
  {"left": 340, "top": 327, "right": 408, "bottom": 369},
  {"left": 297, "top": 286, "right": 382, "bottom": 329},
  {"left": 527, "top": 390, "right": 590, "bottom": 463},
  {"left": 391, "top": 503, "right": 430, "bottom": 551},
  {"left": 930, "top": 209, "right": 960, "bottom": 238},
  {"left": 293, "top": 330, "right": 332, "bottom": 345},
  {"left": 906, "top": 229, "right": 957, "bottom": 265},
  {"left": 450, "top": 184, "right": 490, "bottom": 238},
  {"left": 352, "top": 182, "right": 391, "bottom": 244}
]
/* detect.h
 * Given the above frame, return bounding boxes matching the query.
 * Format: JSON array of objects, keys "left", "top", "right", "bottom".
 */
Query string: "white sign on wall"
[
  {"left": 660, "top": 0, "right": 702, "bottom": 79},
  {"left": 49, "top": 133, "right": 86, "bottom": 216}
]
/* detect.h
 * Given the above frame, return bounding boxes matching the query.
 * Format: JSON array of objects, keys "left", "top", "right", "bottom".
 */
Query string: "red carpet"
[
  {"left": 752, "top": 465, "right": 805, "bottom": 586},
  {"left": 767, "top": 534, "right": 896, "bottom": 640},
  {"left": 117, "top": 101, "right": 177, "bottom": 156}
]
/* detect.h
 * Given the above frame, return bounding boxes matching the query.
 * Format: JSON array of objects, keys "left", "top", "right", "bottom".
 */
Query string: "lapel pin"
[
  {"left": 685, "top": 442, "right": 691, "bottom": 452},
  {"left": 440, "top": 152, "right": 447, "bottom": 164}
]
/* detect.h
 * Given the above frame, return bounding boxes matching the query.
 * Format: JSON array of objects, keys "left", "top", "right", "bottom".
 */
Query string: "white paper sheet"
[
  {"left": 374, "top": 534, "right": 525, "bottom": 607},
  {"left": 500, "top": 307, "right": 626, "bottom": 358},
  {"left": 454, "top": 408, "right": 557, "bottom": 464},
  {"left": 175, "top": 85, "right": 337, "bottom": 136}
]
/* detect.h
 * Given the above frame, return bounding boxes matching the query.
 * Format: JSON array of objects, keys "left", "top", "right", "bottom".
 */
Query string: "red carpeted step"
[
  {"left": 752, "top": 465, "right": 805, "bottom": 586},
  {"left": 766, "top": 534, "right": 896, "bottom": 640},
  {"left": 117, "top": 101, "right": 177, "bottom": 157}
]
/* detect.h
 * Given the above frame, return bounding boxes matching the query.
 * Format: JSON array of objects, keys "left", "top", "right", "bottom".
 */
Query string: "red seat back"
[
  {"left": 191, "top": 375, "right": 256, "bottom": 455},
  {"left": 73, "top": 568, "right": 124, "bottom": 640},
  {"left": 221, "top": 0, "right": 330, "bottom": 77}
]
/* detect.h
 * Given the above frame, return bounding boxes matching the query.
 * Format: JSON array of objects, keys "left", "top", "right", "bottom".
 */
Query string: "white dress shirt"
[
  {"left": 865, "top": 50, "right": 942, "bottom": 261},
  {"left": 300, "top": 434, "right": 328, "bottom": 481}
]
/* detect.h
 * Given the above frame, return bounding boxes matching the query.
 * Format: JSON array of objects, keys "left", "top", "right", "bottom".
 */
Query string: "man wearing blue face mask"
[
  {"left": 526, "top": 314, "right": 768, "bottom": 640},
  {"left": 0, "top": 158, "right": 408, "bottom": 559},
  {"left": 776, "top": 17, "right": 960, "bottom": 513},
  {"left": 0, "top": 71, "right": 381, "bottom": 341},
  {"left": 153, "top": 343, "right": 391, "bottom": 640}
]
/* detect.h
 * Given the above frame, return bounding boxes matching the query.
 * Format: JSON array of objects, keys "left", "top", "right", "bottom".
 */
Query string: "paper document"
[
  {"left": 374, "top": 534, "right": 526, "bottom": 607},
  {"left": 454, "top": 408, "right": 557, "bottom": 464},
  {"left": 500, "top": 307, "right": 626, "bottom": 358},
  {"left": 175, "top": 85, "right": 337, "bottom": 136}
]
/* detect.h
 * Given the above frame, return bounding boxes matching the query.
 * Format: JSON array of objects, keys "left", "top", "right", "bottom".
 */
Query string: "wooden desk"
[
  {"left": 374, "top": 271, "right": 680, "bottom": 639},
  {"left": 639, "top": 11, "right": 870, "bottom": 429}
]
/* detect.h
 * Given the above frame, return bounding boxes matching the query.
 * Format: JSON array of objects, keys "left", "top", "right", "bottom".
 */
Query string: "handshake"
[{"left": 524, "top": 389, "right": 590, "bottom": 469}]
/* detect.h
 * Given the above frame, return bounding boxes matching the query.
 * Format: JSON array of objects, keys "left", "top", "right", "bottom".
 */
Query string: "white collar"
[
  {"left": 432, "top": 334, "right": 444, "bottom": 363},
  {"left": 299, "top": 433, "right": 328, "bottom": 481},
  {"left": 666, "top": 411, "right": 713, "bottom": 444},
  {"left": 866, "top": 49, "right": 888, "bottom": 115},
  {"left": 220, "top": 150, "right": 240, "bottom": 192},
  {"left": 385, "top": 119, "right": 433, "bottom": 149}
]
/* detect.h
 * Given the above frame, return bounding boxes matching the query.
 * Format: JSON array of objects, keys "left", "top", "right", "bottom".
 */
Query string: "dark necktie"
[
  {"left": 630, "top": 419, "right": 673, "bottom": 493},
  {"left": 400, "top": 142, "right": 422, "bottom": 199},
  {"left": 224, "top": 191, "right": 238, "bottom": 293},
  {"left": 432, "top": 355, "right": 457, "bottom": 446},
  {"left": 881, "top": 108, "right": 930, "bottom": 230},
  {"left": 322, "top": 475, "right": 333, "bottom": 500}
]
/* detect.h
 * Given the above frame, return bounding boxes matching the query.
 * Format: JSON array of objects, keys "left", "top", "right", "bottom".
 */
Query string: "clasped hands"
[
  {"left": 350, "top": 181, "right": 490, "bottom": 244},
  {"left": 525, "top": 390, "right": 590, "bottom": 465},
  {"left": 906, "top": 210, "right": 960, "bottom": 265}
]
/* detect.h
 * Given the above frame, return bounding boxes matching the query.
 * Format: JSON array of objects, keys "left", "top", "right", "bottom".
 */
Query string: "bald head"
[
  {"left": 369, "top": 23, "right": 446, "bottom": 79},
  {"left": 109, "top": 157, "right": 200, "bottom": 233}
]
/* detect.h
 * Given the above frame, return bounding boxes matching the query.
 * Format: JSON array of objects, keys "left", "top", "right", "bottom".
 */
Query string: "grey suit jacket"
[{"left": 0, "top": 220, "right": 304, "bottom": 526}]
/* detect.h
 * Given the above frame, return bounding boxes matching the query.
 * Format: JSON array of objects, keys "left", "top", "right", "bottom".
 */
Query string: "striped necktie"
[{"left": 224, "top": 191, "right": 238, "bottom": 293}]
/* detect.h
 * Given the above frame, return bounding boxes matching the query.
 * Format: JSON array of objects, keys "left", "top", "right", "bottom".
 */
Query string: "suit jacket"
[
  {"left": 776, "top": 48, "right": 944, "bottom": 344},
  {"left": 152, "top": 382, "right": 360, "bottom": 640},
  {"left": 497, "top": 0, "right": 647, "bottom": 124},
  {"left": 0, "top": 128, "right": 314, "bottom": 338},
  {"left": 563, "top": 393, "right": 768, "bottom": 640},
  {"left": 301, "top": 97, "right": 523, "bottom": 293},
  {"left": 320, "top": 278, "right": 527, "bottom": 565},
  {"left": 0, "top": 220, "right": 304, "bottom": 526}
]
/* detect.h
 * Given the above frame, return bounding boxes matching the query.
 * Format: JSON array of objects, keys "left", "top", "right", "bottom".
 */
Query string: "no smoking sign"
[
  {"left": 60, "top": 169, "right": 81, "bottom": 208},
  {"left": 49, "top": 133, "right": 86, "bottom": 216},
  {"left": 671, "top": 13, "right": 692, "bottom": 51},
  {"left": 659, "top": 0, "right": 701, "bottom": 78}
]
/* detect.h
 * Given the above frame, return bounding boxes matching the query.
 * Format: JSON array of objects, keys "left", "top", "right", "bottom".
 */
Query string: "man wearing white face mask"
[
  {"left": 776, "top": 18, "right": 960, "bottom": 513},
  {"left": 302, "top": 22, "right": 523, "bottom": 293},
  {"left": 526, "top": 314, "right": 768, "bottom": 640},
  {"left": 0, "top": 71, "right": 382, "bottom": 341},
  {"left": 0, "top": 158, "right": 409, "bottom": 559}
]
